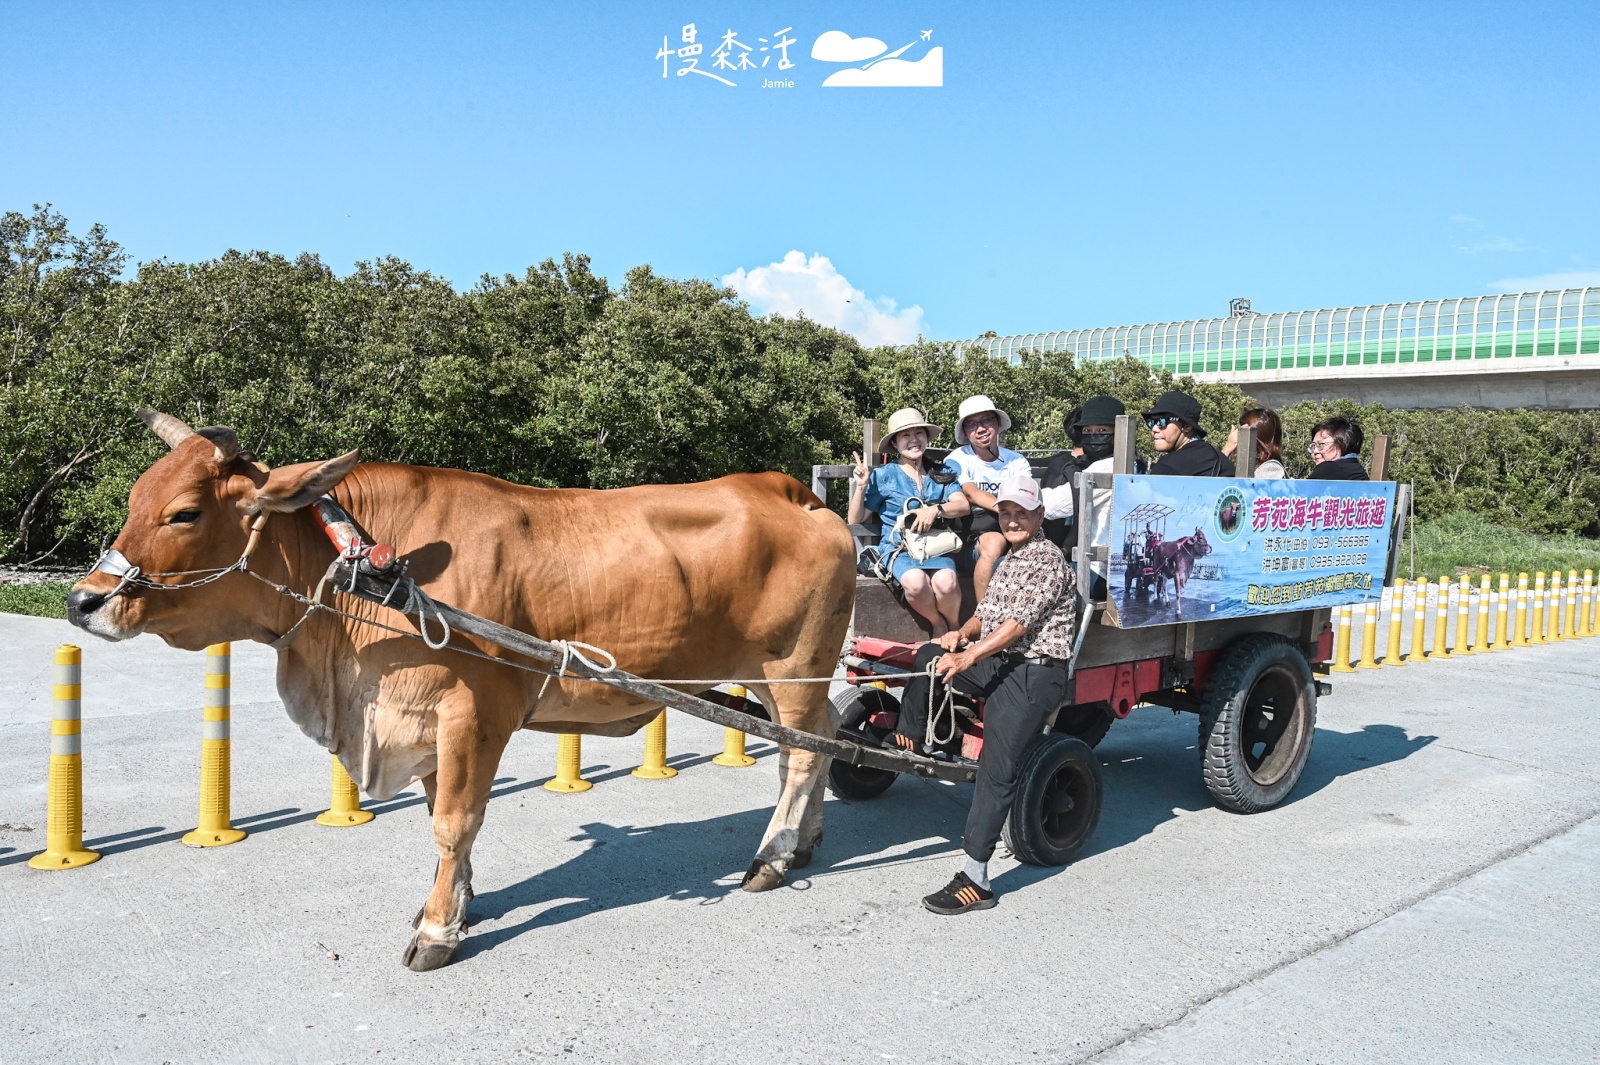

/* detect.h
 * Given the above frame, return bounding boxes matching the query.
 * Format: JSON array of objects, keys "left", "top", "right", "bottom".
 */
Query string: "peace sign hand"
[{"left": 851, "top": 451, "right": 870, "bottom": 490}]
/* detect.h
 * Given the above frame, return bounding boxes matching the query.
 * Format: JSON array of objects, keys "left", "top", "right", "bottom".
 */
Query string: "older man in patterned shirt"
[{"left": 890, "top": 475, "right": 1079, "bottom": 915}]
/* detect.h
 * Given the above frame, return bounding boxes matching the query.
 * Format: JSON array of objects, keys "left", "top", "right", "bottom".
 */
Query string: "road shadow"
[
  {"left": 459, "top": 782, "right": 967, "bottom": 962},
  {"left": 992, "top": 718, "right": 1437, "bottom": 895}
]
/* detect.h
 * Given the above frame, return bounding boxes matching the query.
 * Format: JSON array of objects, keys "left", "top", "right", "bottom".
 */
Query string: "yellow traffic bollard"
[
  {"left": 1408, "top": 578, "right": 1428, "bottom": 663},
  {"left": 316, "top": 756, "right": 374, "bottom": 826},
  {"left": 1531, "top": 572, "right": 1547, "bottom": 644},
  {"left": 1454, "top": 575, "right": 1474, "bottom": 655},
  {"left": 29, "top": 645, "right": 100, "bottom": 870},
  {"left": 1550, "top": 572, "right": 1566, "bottom": 641},
  {"left": 1330, "top": 605, "right": 1356, "bottom": 672},
  {"left": 1493, "top": 574, "right": 1510, "bottom": 650},
  {"left": 713, "top": 684, "right": 758, "bottom": 767},
  {"left": 1565, "top": 570, "right": 1579, "bottom": 639},
  {"left": 1582, "top": 570, "right": 1595, "bottom": 638},
  {"left": 183, "top": 643, "right": 246, "bottom": 847},
  {"left": 1510, "top": 573, "right": 1530, "bottom": 647},
  {"left": 1429, "top": 578, "right": 1452, "bottom": 659},
  {"left": 1382, "top": 579, "right": 1406, "bottom": 666},
  {"left": 1472, "top": 575, "right": 1492, "bottom": 653},
  {"left": 631, "top": 711, "right": 678, "bottom": 780},
  {"left": 1356, "top": 600, "right": 1381, "bottom": 669},
  {"left": 544, "top": 734, "right": 592, "bottom": 792}
]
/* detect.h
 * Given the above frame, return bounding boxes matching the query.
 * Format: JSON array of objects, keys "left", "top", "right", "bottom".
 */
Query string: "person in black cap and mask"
[
  {"left": 1041, "top": 396, "right": 1129, "bottom": 598},
  {"left": 1144, "top": 390, "right": 1235, "bottom": 477}
]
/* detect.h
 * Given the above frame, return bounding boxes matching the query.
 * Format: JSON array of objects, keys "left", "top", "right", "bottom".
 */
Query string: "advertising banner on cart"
[{"left": 1107, "top": 476, "right": 1398, "bottom": 629}]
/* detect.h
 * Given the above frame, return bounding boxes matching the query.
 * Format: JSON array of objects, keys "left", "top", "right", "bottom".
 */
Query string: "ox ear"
[
  {"left": 196, "top": 427, "right": 239, "bottom": 466},
  {"left": 247, "top": 450, "right": 362, "bottom": 514},
  {"left": 139, "top": 409, "right": 196, "bottom": 449}
]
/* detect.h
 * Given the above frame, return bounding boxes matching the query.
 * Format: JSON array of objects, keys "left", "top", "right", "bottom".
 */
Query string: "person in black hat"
[
  {"left": 1143, "top": 390, "right": 1235, "bottom": 477},
  {"left": 1041, "top": 396, "right": 1132, "bottom": 600}
]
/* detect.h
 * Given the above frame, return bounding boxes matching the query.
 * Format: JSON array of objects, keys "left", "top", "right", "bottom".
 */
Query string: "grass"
[
  {"left": 1408, "top": 512, "right": 1600, "bottom": 580},
  {"left": 0, "top": 581, "right": 72, "bottom": 620}
]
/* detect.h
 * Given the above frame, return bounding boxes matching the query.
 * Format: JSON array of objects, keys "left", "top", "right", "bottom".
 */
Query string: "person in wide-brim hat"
[
  {"left": 954, "top": 394, "right": 1013, "bottom": 446},
  {"left": 848, "top": 407, "right": 970, "bottom": 636},
  {"left": 878, "top": 408, "right": 943, "bottom": 453},
  {"left": 1142, "top": 390, "right": 1207, "bottom": 436}
]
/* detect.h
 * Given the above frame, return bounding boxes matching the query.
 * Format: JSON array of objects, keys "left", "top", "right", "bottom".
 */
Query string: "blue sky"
[{"left": 4, "top": 1, "right": 1597, "bottom": 343}]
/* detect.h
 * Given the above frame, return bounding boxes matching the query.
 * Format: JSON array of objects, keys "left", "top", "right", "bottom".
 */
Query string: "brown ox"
[{"left": 68, "top": 412, "right": 856, "bottom": 970}]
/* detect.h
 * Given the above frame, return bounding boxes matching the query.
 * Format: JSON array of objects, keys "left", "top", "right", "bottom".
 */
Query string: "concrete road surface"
[{"left": 0, "top": 613, "right": 1596, "bottom": 1064}]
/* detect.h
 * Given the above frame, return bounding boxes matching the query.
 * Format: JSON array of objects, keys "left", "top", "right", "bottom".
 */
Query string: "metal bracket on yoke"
[{"left": 311, "top": 495, "right": 404, "bottom": 579}]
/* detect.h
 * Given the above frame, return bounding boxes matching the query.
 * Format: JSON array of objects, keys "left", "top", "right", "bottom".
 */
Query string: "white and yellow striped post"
[
  {"left": 1330, "top": 605, "right": 1356, "bottom": 672},
  {"left": 1510, "top": 573, "right": 1530, "bottom": 648},
  {"left": 1493, "top": 574, "right": 1511, "bottom": 650},
  {"left": 713, "top": 685, "right": 758, "bottom": 768},
  {"left": 1356, "top": 599, "right": 1382, "bottom": 669},
  {"left": 1429, "top": 578, "right": 1452, "bottom": 660},
  {"left": 29, "top": 645, "right": 100, "bottom": 870},
  {"left": 1565, "top": 570, "right": 1580, "bottom": 640},
  {"left": 543, "top": 734, "right": 593, "bottom": 793},
  {"left": 631, "top": 711, "right": 678, "bottom": 780},
  {"left": 1472, "top": 575, "right": 1492, "bottom": 653},
  {"left": 1407, "top": 578, "right": 1428, "bottom": 662},
  {"left": 316, "top": 756, "right": 374, "bottom": 826},
  {"left": 1548, "top": 572, "right": 1561, "bottom": 639},
  {"left": 183, "top": 643, "right": 246, "bottom": 847},
  {"left": 1454, "top": 575, "right": 1474, "bottom": 655},
  {"left": 1531, "top": 572, "right": 1548, "bottom": 644},
  {"left": 1582, "top": 570, "right": 1595, "bottom": 638},
  {"left": 1382, "top": 579, "right": 1407, "bottom": 667}
]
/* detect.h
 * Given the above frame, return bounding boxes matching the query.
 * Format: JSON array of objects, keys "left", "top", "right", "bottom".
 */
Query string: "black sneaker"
[{"left": 922, "top": 871, "right": 996, "bottom": 915}]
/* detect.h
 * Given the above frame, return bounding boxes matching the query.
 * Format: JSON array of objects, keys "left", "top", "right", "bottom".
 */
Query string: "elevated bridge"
[{"left": 972, "top": 287, "right": 1600, "bottom": 410}]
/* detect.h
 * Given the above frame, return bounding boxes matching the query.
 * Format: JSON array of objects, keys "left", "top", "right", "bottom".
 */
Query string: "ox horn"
[
  {"left": 197, "top": 427, "right": 240, "bottom": 466},
  {"left": 139, "top": 409, "right": 196, "bottom": 449}
]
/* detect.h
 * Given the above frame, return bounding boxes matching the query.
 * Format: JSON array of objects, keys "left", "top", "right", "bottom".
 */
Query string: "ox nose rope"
[{"left": 89, "top": 511, "right": 273, "bottom": 595}]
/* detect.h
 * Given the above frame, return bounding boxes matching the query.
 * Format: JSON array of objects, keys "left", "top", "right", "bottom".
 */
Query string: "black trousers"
[{"left": 895, "top": 643, "right": 1068, "bottom": 863}]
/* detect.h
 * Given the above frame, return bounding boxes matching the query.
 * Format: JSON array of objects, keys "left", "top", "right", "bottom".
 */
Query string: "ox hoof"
[
  {"left": 401, "top": 934, "right": 459, "bottom": 972},
  {"left": 791, "top": 848, "right": 813, "bottom": 871},
  {"left": 741, "top": 858, "right": 786, "bottom": 892}
]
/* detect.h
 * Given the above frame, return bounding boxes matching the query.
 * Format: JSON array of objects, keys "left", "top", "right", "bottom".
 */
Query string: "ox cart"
[
  {"left": 820, "top": 419, "right": 1404, "bottom": 868},
  {"left": 314, "top": 420, "right": 1399, "bottom": 878}
]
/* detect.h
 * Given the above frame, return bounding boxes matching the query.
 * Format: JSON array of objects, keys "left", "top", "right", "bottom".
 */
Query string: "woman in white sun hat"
[
  {"left": 947, "top": 395, "right": 1034, "bottom": 601},
  {"left": 849, "top": 408, "right": 971, "bottom": 635}
]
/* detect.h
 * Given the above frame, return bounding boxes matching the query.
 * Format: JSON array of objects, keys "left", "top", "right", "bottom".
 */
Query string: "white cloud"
[
  {"left": 1487, "top": 270, "right": 1600, "bottom": 292},
  {"left": 1448, "top": 213, "right": 1480, "bottom": 225},
  {"left": 810, "top": 30, "right": 887, "bottom": 62},
  {"left": 723, "top": 251, "right": 926, "bottom": 347},
  {"left": 823, "top": 47, "right": 943, "bottom": 87},
  {"left": 1455, "top": 235, "right": 1525, "bottom": 254}
]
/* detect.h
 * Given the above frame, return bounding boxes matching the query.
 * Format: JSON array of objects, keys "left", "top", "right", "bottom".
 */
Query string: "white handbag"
[{"left": 895, "top": 505, "right": 963, "bottom": 562}]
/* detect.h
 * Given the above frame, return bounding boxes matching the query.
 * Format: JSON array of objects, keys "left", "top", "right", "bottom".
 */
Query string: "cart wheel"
[
  {"left": 1001, "top": 734, "right": 1103, "bottom": 867},
  {"left": 1053, "top": 701, "right": 1113, "bottom": 748},
  {"left": 1198, "top": 633, "right": 1317, "bottom": 813},
  {"left": 827, "top": 686, "right": 900, "bottom": 801}
]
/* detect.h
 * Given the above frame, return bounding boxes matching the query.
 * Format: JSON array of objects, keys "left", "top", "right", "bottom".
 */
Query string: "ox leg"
[
  {"left": 401, "top": 707, "right": 511, "bottom": 972},
  {"left": 742, "top": 687, "right": 833, "bottom": 893}
]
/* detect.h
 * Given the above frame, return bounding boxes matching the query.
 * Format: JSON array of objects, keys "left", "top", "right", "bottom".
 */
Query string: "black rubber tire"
[
  {"left": 1053, "top": 702, "right": 1114, "bottom": 748},
  {"left": 1197, "top": 633, "right": 1317, "bottom": 813},
  {"left": 826, "top": 686, "right": 900, "bottom": 801},
  {"left": 1001, "top": 734, "right": 1103, "bottom": 867}
]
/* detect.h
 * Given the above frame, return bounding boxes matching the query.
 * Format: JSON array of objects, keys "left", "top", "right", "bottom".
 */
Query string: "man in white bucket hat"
[
  {"left": 888, "top": 474, "right": 1079, "bottom": 916},
  {"left": 947, "top": 395, "right": 1033, "bottom": 600}
]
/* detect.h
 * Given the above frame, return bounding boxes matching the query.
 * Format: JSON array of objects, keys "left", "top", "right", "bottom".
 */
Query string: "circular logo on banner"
[{"left": 1213, "top": 486, "right": 1246, "bottom": 542}]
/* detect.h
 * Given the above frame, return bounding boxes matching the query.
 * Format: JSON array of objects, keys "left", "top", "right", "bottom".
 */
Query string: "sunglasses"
[{"left": 1145, "top": 416, "right": 1175, "bottom": 430}]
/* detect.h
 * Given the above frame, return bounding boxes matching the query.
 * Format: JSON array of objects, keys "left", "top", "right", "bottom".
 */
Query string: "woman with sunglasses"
[{"left": 1142, "top": 391, "right": 1235, "bottom": 477}]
